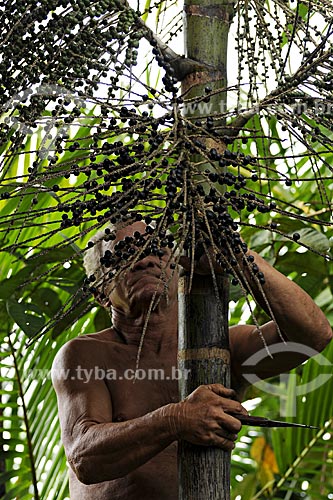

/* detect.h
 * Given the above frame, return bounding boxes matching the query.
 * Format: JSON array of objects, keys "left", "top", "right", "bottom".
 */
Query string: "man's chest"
[
  {"left": 103, "top": 349, "right": 179, "bottom": 420},
  {"left": 108, "top": 377, "right": 179, "bottom": 421}
]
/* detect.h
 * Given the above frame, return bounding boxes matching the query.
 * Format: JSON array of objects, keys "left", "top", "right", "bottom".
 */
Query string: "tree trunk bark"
[
  {"left": 178, "top": 1, "right": 235, "bottom": 499},
  {"left": 178, "top": 275, "right": 230, "bottom": 499}
]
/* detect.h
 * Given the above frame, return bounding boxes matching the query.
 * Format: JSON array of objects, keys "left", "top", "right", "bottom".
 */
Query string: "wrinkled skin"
[{"left": 52, "top": 222, "right": 332, "bottom": 500}]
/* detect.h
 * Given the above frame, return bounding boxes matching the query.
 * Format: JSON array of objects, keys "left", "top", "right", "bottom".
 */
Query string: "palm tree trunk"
[
  {"left": 178, "top": 1, "right": 235, "bottom": 499},
  {"left": 178, "top": 275, "right": 231, "bottom": 499}
]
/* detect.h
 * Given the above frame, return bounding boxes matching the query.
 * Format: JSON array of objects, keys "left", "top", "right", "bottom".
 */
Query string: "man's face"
[{"left": 103, "top": 221, "right": 178, "bottom": 314}]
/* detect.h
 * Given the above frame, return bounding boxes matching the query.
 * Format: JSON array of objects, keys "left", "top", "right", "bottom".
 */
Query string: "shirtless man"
[{"left": 52, "top": 221, "right": 332, "bottom": 500}]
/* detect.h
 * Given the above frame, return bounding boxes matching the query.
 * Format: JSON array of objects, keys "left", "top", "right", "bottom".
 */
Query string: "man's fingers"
[
  {"left": 178, "top": 255, "right": 209, "bottom": 275},
  {"left": 213, "top": 436, "right": 236, "bottom": 451},
  {"left": 207, "top": 383, "right": 235, "bottom": 398},
  {"left": 216, "top": 428, "right": 238, "bottom": 441},
  {"left": 220, "top": 398, "right": 249, "bottom": 416},
  {"left": 178, "top": 254, "right": 224, "bottom": 276},
  {"left": 218, "top": 413, "right": 243, "bottom": 433}
]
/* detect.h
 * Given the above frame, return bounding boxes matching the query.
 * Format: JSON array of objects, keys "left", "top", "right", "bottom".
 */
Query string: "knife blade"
[{"left": 230, "top": 413, "right": 319, "bottom": 429}]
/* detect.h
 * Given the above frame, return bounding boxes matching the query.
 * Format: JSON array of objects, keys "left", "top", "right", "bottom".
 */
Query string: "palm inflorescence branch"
[{"left": 0, "top": 0, "right": 332, "bottom": 341}]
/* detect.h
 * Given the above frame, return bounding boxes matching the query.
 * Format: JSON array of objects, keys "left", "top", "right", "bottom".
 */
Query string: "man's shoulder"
[
  {"left": 52, "top": 328, "right": 120, "bottom": 368},
  {"left": 51, "top": 329, "right": 126, "bottom": 389},
  {"left": 73, "top": 327, "right": 120, "bottom": 343}
]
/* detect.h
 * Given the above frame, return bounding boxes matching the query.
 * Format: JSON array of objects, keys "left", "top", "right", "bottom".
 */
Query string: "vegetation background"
[{"left": 0, "top": 0, "right": 332, "bottom": 498}]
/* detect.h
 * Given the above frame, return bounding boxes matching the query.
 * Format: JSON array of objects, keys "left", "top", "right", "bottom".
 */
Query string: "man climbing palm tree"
[{"left": 52, "top": 220, "right": 332, "bottom": 500}]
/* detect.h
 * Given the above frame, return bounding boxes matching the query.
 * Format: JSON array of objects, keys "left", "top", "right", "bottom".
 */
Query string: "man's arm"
[
  {"left": 237, "top": 249, "right": 332, "bottom": 349},
  {"left": 227, "top": 248, "right": 332, "bottom": 392},
  {"left": 180, "top": 247, "right": 332, "bottom": 383},
  {"left": 52, "top": 339, "right": 247, "bottom": 485}
]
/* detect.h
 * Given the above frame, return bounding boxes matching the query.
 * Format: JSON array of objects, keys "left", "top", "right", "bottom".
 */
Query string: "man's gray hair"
[{"left": 83, "top": 223, "right": 116, "bottom": 288}]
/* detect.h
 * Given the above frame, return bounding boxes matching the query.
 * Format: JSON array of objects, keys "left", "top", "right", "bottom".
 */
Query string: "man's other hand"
[{"left": 178, "top": 253, "right": 225, "bottom": 276}]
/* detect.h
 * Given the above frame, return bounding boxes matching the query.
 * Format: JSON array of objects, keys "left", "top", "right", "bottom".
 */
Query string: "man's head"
[{"left": 83, "top": 221, "right": 179, "bottom": 316}]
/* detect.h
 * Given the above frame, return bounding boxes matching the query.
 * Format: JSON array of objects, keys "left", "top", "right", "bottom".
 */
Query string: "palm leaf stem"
[{"left": 7, "top": 336, "right": 39, "bottom": 500}]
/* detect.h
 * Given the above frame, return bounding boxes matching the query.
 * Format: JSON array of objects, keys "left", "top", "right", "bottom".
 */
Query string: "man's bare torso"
[
  {"left": 59, "top": 320, "right": 326, "bottom": 499},
  {"left": 67, "top": 328, "right": 180, "bottom": 499}
]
